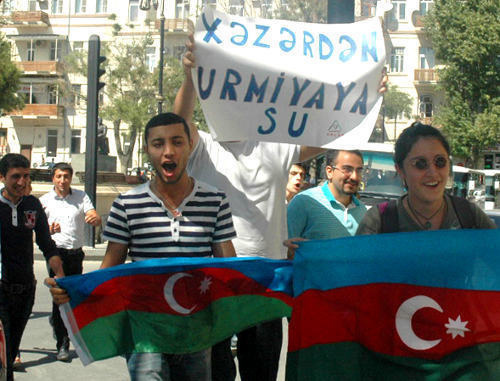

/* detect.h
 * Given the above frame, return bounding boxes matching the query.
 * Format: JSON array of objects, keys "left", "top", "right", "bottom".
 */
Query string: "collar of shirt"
[
  {"left": 51, "top": 187, "right": 73, "bottom": 199},
  {"left": 147, "top": 179, "right": 197, "bottom": 217}
]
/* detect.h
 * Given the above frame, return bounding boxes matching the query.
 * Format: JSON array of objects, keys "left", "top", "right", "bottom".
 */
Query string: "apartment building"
[{"left": 0, "top": 0, "right": 446, "bottom": 170}]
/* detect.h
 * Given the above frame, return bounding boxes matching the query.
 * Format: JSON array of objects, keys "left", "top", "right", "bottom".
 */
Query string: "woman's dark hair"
[
  {"left": 144, "top": 113, "right": 190, "bottom": 142},
  {"left": 394, "top": 122, "right": 450, "bottom": 167}
]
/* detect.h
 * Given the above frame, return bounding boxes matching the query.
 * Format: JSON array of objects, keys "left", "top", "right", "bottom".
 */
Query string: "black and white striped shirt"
[{"left": 102, "top": 180, "right": 236, "bottom": 261}]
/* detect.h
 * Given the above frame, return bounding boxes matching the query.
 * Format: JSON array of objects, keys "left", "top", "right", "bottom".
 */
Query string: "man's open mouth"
[{"left": 162, "top": 162, "right": 177, "bottom": 171}]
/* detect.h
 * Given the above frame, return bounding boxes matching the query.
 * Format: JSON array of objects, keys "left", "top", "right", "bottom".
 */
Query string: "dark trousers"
[
  {"left": 0, "top": 281, "right": 36, "bottom": 381},
  {"left": 211, "top": 319, "right": 283, "bottom": 381},
  {"left": 47, "top": 248, "right": 84, "bottom": 350}
]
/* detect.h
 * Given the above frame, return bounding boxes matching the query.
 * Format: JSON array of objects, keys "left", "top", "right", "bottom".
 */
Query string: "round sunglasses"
[{"left": 409, "top": 155, "right": 448, "bottom": 170}]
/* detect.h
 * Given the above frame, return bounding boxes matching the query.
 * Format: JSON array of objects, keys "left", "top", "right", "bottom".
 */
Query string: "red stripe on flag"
[
  {"left": 73, "top": 268, "right": 292, "bottom": 329},
  {"left": 289, "top": 283, "right": 500, "bottom": 359}
]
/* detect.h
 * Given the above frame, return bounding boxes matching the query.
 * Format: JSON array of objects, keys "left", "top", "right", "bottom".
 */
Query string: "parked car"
[{"left": 485, "top": 210, "right": 500, "bottom": 229}]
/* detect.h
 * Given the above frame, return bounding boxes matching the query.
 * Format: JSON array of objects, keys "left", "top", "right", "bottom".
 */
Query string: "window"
[
  {"left": 175, "top": 0, "right": 190, "bottom": 18},
  {"left": 52, "top": 0, "right": 64, "bottom": 14},
  {"left": 48, "top": 85, "right": 58, "bottom": 104},
  {"left": 202, "top": 0, "right": 216, "bottom": 9},
  {"left": 73, "top": 41, "right": 84, "bottom": 52},
  {"left": 129, "top": 0, "right": 139, "bottom": 22},
  {"left": 419, "top": 47, "right": 435, "bottom": 69},
  {"left": 390, "top": 0, "right": 406, "bottom": 20},
  {"left": 71, "top": 130, "right": 81, "bottom": 154},
  {"left": 0, "top": 0, "right": 13, "bottom": 15},
  {"left": 390, "top": 47, "right": 404, "bottom": 72},
  {"left": 96, "top": 0, "right": 107, "bottom": 13},
  {"left": 47, "top": 130, "right": 58, "bottom": 157},
  {"left": 0, "top": 129, "right": 7, "bottom": 155},
  {"left": 146, "top": 47, "right": 156, "bottom": 73},
  {"left": 29, "top": 0, "right": 37, "bottom": 11},
  {"left": 419, "top": 95, "right": 433, "bottom": 118},
  {"left": 229, "top": 0, "right": 243, "bottom": 15},
  {"left": 50, "top": 41, "right": 62, "bottom": 61},
  {"left": 75, "top": 0, "right": 87, "bottom": 13},
  {"left": 173, "top": 45, "right": 185, "bottom": 60},
  {"left": 27, "top": 42, "right": 35, "bottom": 61},
  {"left": 420, "top": 0, "right": 433, "bottom": 15},
  {"left": 261, "top": 0, "right": 273, "bottom": 17},
  {"left": 71, "top": 84, "right": 81, "bottom": 106}
]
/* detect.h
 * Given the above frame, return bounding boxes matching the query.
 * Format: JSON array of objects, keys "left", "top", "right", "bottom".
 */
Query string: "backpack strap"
[
  {"left": 449, "top": 195, "right": 475, "bottom": 229},
  {"left": 378, "top": 200, "right": 399, "bottom": 233}
]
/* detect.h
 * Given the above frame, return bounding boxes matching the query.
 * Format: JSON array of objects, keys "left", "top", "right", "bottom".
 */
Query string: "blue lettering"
[
  {"left": 290, "top": 78, "right": 311, "bottom": 106},
  {"left": 244, "top": 75, "right": 269, "bottom": 103},
  {"left": 220, "top": 69, "right": 242, "bottom": 101},
  {"left": 270, "top": 73, "right": 285, "bottom": 103},
  {"left": 230, "top": 22, "right": 248, "bottom": 46},
  {"left": 303, "top": 31, "right": 314, "bottom": 58},
  {"left": 303, "top": 84, "right": 325, "bottom": 109},
  {"left": 350, "top": 83, "right": 368, "bottom": 115},
  {"left": 361, "top": 31, "right": 378, "bottom": 62},
  {"left": 334, "top": 82, "right": 356, "bottom": 110},
  {"left": 254, "top": 25, "right": 271, "bottom": 48},
  {"left": 197, "top": 67, "right": 216, "bottom": 100},
  {"left": 202, "top": 14, "right": 222, "bottom": 44},
  {"left": 339, "top": 35, "right": 356, "bottom": 62},
  {"left": 258, "top": 108, "right": 277, "bottom": 134},
  {"left": 288, "top": 112, "right": 308, "bottom": 137},
  {"left": 319, "top": 34, "right": 333, "bottom": 60},
  {"left": 279, "top": 27, "right": 296, "bottom": 52}
]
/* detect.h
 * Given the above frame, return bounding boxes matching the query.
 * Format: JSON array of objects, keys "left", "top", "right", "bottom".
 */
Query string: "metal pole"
[{"left": 157, "top": 0, "right": 165, "bottom": 114}]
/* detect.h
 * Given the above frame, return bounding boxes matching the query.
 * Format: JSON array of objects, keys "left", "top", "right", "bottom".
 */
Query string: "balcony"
[
  {"left": 15, "top": 61, "right": 64, "bottom": 76},
  {"left": 7, "top": 104, "right": 64, "bottom": 119},
  {"left": 154, "top": 18, "right": 194, "bottom": 33},
  {"left": 10, "top": 11, "right": 50, "bottom": 26},
  {"left": 414, "top": 69, "right": 439, "bottom": 83}
]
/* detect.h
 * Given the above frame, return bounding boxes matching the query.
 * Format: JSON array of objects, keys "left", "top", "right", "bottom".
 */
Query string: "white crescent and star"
[
  {"left": 163, "top": 273, "right": 213, "bottom": 315},
  {"left": 163, "top": 272, "right": 197, "bottom": 315},
  {"left": 395, "top": 295, "right": 471, "bottom": 351}
]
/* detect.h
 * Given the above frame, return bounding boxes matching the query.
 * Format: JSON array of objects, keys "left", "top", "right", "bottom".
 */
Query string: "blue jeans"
[{"left": 126, "top": 348, "right": 211, "bottom": 381}]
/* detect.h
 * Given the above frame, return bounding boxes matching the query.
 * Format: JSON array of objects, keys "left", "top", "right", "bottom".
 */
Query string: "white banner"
[{"left": 193, "top": 9, "right": 385, "bottom": 148}]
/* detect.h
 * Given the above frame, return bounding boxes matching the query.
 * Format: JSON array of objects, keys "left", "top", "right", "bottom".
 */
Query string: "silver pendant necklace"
[{"left": 407, "top": 196, "right": 445, "bottom": 230}]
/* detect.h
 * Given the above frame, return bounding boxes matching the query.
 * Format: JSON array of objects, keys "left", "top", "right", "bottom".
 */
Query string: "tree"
[
  {"left": 0, "top": 34, "right": 24, "bottom": 113},
  {"left": 273, "top": 0, "right": 327, "bottom": 22},
  {"left": 424, "top": 0, "right": 500, "bottom": 167},
  {"left": 383, "top": 85, "right": 413, "bottom": 140}
]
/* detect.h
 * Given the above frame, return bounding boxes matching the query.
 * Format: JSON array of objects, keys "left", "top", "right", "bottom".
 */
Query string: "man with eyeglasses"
[{"left": 285, "top": 149, "right": 367, "bottom": 259}]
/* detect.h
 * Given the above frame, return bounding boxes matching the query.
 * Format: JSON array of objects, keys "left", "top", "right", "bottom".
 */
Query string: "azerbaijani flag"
[
  {"left": 287, "top": 229, "right": 500, "bottom": 380},
  {"left": 56, "top": 257, "right": 292, "bottom": 365}
]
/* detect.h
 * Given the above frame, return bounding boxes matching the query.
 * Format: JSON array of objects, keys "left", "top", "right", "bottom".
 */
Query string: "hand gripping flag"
[
  {"left": 287, "top": 229, "right": 500, "bottom": 380},
  {"left": 56, "top": 257, "right": 292, "bottom": 365}
]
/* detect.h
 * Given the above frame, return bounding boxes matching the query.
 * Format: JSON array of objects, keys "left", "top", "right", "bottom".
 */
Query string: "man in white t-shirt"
[
  {"left": 174, "top": 35, "right": 324, "bottom": 381},
  {"left": 40, "top": 162, "right": 101, "bottom": 362}
]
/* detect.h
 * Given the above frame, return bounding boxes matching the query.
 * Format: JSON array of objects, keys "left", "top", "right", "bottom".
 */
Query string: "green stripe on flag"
[
  {"left": 78, "top": 295, "right": 291, "bottom": 361},
  {"left": 286, "top": 342, "right": 500, "bottom": 381}
]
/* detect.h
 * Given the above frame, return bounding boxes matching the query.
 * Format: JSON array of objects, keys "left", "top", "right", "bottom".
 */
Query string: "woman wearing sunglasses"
[{"left": 356, "top": 122, "right": 495, "bottom": 234}]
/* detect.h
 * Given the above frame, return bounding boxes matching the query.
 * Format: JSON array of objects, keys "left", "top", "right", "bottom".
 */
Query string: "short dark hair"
[
  {"left": 394, "top": 122, "right": 450, "bottom": 167},
  {"left": 325, "top": 149, "right": 364, "bottom": 166},
  {"left": 144, "top": 113, "right": 191, "bottom": 143},
  {"left": 51, "top": 162, "right": 73, "bottom": 178},
  {"left": 0, "top": 153, "right": 30, "bottom": 176}
]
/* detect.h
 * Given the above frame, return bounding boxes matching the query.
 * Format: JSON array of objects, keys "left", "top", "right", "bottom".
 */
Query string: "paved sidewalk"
[{"left": 34, "top": 243, "right": 107, "bottom": 261}]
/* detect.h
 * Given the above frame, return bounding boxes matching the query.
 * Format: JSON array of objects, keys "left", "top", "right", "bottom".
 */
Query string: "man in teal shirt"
[{"left": 285, "top": 150, "right": 367, "bottom": 258}]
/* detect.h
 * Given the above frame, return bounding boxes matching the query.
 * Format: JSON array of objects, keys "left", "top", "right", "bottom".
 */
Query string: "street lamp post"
[{"left": 140, "top": 0, "right": 165, "bottom": 114}]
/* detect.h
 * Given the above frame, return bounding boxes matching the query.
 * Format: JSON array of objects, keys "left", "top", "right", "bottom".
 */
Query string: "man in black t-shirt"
[{"left": 0, "top": 154, "right": 64, "bottom": 381}]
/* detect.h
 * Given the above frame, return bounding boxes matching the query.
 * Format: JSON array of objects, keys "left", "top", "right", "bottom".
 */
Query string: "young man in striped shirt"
[{"left": 49, "top": 112, "right": 236, "bottom": 381}]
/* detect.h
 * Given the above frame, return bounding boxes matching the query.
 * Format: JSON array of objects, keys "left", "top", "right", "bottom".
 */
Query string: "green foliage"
[
  {"left": 273, "top": 0, "right": 327, "bottom": 22},
  {"left": 0, "top": 34, "right": 24, "bottom": 113},
  {"left": 384, "top": 85, "right": 412, "bottom": 120},
  {"left": 424, "top": 0, "right": 500, "bottom": 166}
]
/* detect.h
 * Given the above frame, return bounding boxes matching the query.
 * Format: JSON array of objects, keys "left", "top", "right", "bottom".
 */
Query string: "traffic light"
[{"left": 484, "top": 154, "right": 494, "bottom": 169}]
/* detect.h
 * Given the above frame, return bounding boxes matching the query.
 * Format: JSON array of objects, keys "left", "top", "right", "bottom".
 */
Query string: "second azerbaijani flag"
[
  {"left": 287, "top": 229, "right": 500, "bottom": 380},
  {"left": 57, "top": 257, "right": 293, "bottom": 365}
]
